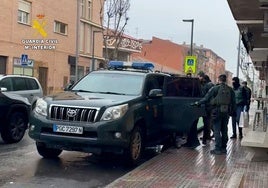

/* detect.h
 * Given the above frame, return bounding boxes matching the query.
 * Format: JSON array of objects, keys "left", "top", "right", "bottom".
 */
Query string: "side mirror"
[
  {"left": 148, "top": 89, "right": 163, "bottom": 98},
  {"left": 64, "top": 83, "right": 73, "bottom": 91}
]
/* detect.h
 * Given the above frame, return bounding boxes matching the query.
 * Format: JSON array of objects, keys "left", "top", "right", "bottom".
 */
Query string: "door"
[
  {"left": 144, "top": 75, "right": 165, "bottom": 141},
  {"left": 0, "top": 56, "right": 7, "bottom": 74},
  {"left": 39, "top": 67, "right": 48, "bottom": 95},
  {"left": 162, "top": 76, "right": 206, "bottom": 133}
]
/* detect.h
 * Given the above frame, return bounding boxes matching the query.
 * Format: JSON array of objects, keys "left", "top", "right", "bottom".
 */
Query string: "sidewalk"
[{"left": 106, "top": 102, "right": 268, "bottom": 188}]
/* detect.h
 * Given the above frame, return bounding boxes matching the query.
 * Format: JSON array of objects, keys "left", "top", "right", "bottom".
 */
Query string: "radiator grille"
[{"left": 49, "top": 105, "right": 98, "bottom": 123}]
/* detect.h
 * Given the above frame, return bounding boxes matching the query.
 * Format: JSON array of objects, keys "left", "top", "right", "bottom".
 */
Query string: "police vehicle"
[{"left": 29, "top": 61, "right": 205, "bottom": 165}]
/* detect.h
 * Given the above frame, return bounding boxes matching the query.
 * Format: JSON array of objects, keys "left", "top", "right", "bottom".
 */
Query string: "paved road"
[{"left": 0, "top": 131, "right": 158, "bottom": 188}]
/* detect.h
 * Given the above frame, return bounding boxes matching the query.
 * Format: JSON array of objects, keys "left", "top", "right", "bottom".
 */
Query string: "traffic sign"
[
  {"left": 184, "top": 56, "right": 197, "bottom": 74},
  {"left": 21, "top": 54, "right": 28, "bottom": 66}
]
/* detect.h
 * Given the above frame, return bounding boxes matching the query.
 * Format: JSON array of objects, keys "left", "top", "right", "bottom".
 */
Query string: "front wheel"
[
  {"left": 124, "top": 126, "right": 144, "bottom": 165},
  {"left": 36, "top": 142, "right": 62, "bottom": 158},
  {"left": 1, "top": 112, "right": 27, "bottom": 143}
]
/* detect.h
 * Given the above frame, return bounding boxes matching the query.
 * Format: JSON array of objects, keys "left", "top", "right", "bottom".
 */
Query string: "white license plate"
[{"left": 53, "top": 124, "right": 83, "bottom": 134}]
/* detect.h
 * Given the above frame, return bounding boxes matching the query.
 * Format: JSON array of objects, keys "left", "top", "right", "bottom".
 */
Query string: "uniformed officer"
[{"left": 192, "top": 74, "right": 236, "bottom": 155}]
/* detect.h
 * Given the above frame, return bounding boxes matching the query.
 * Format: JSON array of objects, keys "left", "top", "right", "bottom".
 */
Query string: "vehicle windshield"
[{"left": 72, "top": 72, "right": 144, "bottom": 95}]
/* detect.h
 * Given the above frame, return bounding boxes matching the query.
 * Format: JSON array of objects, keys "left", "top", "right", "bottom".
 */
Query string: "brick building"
[
  {"left": 131, "top": 37, "right": 228, "bottom": 83},
  {"left": 0, "top": 0, "right": 104, "bottom": 95},
  {"left": 131, "top": 37, "right": 185, "bottom": 74}
]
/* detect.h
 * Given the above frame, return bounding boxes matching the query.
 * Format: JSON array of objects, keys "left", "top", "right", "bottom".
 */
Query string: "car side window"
[
  {"left": 26, "top": 78, "right": 39, "bottom": 90},
  {"left": 12, "top": 77, "right": 27, "bottom": 91},
  {"left": 0, "top": 78, "right": 13, "bottom": 91},
  {"left": 165, "top": 76, "right": 201, "bottom": 97},
  {"left": 145, "top": 75, "right": 161, "bottom": 95}
]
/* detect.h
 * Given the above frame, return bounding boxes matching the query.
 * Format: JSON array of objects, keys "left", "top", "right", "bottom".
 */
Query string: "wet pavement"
[{"left": 106, "top": 102, "right": 268, "bottom": 188}]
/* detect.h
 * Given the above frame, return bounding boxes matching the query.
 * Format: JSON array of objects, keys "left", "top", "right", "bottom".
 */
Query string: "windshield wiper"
[
  {"left": 72, "top": 89, "right": 92, "bottom": 92},
  {"left": 97, "top": 91, "right": 126, "bottom": 95}
]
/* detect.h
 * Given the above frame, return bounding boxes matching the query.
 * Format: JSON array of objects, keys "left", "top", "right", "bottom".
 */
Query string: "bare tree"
[{"left": 101, "top": 0, "right": 130, "bottom": 61}]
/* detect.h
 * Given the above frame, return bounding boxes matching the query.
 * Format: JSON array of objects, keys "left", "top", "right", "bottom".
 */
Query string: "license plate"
[{"left": 53, "top": 124, "right": 83, "bottom": 134}]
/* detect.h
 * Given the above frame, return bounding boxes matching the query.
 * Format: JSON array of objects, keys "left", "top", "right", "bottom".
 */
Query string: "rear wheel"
[
  {"left": 124, "top": 126, "right": 144, "bottom": 165},
  {"left": 1, "top": 112, "right": 27, "bottom": 143},
  {"left": 36, "top": 142, "right": 62, "bottom": 158}
]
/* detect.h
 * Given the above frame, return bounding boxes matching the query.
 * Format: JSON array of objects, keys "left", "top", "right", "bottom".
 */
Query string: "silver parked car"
[{"left": 0, "top": 75, "right": 43, "bottom": 107}]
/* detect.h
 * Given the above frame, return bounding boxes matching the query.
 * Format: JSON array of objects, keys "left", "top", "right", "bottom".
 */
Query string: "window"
[
  {"left": 85, "top": 26, "right": 91, "bottom": 53},
  {"left": 18, "top": 0, "right": 31, "bottom": 25},
  {"left": 54, "top": 21, "right": 68, "bottom": 35},
  {"left": 145, "top": 75, "right": 164, "bottom": 95},
  {"left": 81, "top": 0, "right": 91, "bottom": 20},
  {"left": 13, "top": 66, "right": 33, "bottom": 76},
  {"left": 79, "top": 23, "right": 85, "bottom": 51},
  {"left": 72, "top": 73, "right": 144, "bottom": 96},
  {"left": 87, "top": 0, "right": 91, "bottom": 20},
  {"left": 26, "top": 78, "right": 39, "bottom": 90},
  {"left": 81, "top": 0, "right": 85, "bottom": 17},
  {"left": 12, "top": 77, "right": 27, "bottom": 91},
  {"left": 165, "top": 77, "right": 201, "bottom": 97},
  {"left": 0, "top": 78, "right": 13, "bottom": 91},
  {"left": 70, "top": 65, "right": 84, "bottom": 82}
]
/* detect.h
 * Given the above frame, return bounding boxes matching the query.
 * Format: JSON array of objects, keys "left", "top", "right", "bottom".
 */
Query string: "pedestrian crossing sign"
[
  {"left": 21, "top": 54, "right": 28, "bottom": 66},
  {"left": 184, "top": 56, "right": 197, "bottom": 74}
]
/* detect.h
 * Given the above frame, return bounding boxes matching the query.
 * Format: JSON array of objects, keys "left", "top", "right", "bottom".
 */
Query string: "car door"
[
  {"left": 144, "top": 74, "right": 165, "bottom": 141},
  {"left": 162, "top": 76, "right": 206, "bottom": 134},
  {"left": 11, "top": 77, "right": 30, "bottom": 102},
  {"left": 25, "top": 77, "right": 43, "bottom": 104}
]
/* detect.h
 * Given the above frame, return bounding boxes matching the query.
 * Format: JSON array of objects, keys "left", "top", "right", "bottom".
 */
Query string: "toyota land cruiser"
[{"left": 28, "top": 61, "right": 205, "bottom": 164}]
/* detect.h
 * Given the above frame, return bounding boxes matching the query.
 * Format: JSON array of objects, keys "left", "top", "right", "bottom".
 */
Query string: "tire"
[
  {"left": 36, "top": 142, "right": 62, "bottom": 158},
  {"left": 1, "top": 112, "right": 27, "bottom": 143},
  {"left": 124, "top": 126, "right": 144, "bottom": 165}
]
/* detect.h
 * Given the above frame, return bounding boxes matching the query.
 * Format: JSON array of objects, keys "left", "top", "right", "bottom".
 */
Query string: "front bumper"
[{"left": 28, "top": 112, "right": 130, "bottom": 154}]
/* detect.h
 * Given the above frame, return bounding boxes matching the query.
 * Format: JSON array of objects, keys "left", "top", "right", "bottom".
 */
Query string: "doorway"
[{"left": 39, "top": 67, "right": 48, "bottom": 95}]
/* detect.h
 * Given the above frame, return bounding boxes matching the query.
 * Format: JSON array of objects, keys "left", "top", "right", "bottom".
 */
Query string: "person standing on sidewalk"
[
  {"left": 230, "top": 77, "right": 247, "bottom": 139},
  {"left": 198, "top": 72, "right": 214, "bottom": 145},
  {"left": 192, "top": 74, "right": 236, "bottom": 155},
  {"left": 242, "top": 81, "right": 252, "bottom": 121}
]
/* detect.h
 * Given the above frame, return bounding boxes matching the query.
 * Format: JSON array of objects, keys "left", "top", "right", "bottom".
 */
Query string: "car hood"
[
  {"left": 44, "top": 91, "right": 140, "bottom": 107},
  {"left": 3, "top": 92, "right": 31, "bottom": 105}
]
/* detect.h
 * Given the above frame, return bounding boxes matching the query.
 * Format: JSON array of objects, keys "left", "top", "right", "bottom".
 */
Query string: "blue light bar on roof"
[
  {"left": 132, "top": 62, "right": 154, "bottom": 70},
  {"left": 108, "top": 61, "right": 154, "bottom": 70}
]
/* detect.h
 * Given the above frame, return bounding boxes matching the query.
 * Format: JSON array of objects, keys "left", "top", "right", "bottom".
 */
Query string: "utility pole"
[
  {"left": 183, "top": 19, "right": 194, "bottom": 56},
  {"left": 75, "top": 0, "right": 80, "bottom": 82},
  {"left": 236, "top": 33, "right": 241, "bottom": 77}
]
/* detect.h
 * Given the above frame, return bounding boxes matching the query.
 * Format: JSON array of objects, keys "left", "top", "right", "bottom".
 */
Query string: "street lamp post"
[
  {"left": 183, "top": 19, "right": 194, "bottom": 56},
  {"left": 91, "top": 30, "right": 102, "bottom": 71},
  {"left": 75, "top": 0, "right": 81, "bottom": 82}
]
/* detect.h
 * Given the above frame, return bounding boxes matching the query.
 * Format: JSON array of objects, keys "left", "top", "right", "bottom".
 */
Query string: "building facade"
[
  {"left": 131, "top": 37, "right": 185, "bottom": 74},
  {"left": 182, "top": 43, "right": 226, "bottom": 83},
  {"left": 0, "top": 0, "right": 104, "bottom": 95},
  {"left": 131, "top": 37, "right": 227, "bottom": 81}
]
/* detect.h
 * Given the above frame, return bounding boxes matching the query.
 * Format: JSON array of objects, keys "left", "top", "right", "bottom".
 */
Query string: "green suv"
[{"left": 29, "top": 61, "right": 205, "bottom": 164}]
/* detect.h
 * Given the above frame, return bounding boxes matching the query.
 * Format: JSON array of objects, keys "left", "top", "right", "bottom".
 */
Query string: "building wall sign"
[
  {"left": 22, "top": 39, "right": 58, "bottom": 50},
  {"left": 33, "top": 14, "right": 47, "bottom": 37},
  {"left": 13, "top": 57, "right": 34, "bottom": 67},
  {"left": 21, "top": 14, "right": 58, "bottom": 50},
  {"left": 105, "top": 36, "right": 142, "bottom": 51}
]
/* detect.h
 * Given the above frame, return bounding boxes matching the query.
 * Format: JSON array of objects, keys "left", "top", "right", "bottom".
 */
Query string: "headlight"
[
  {"left": 101, "top": 104, "right": 128, "bottom": 121},
  {"left": 34, "top": 98, "right": 48, "bottom": 116}
]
